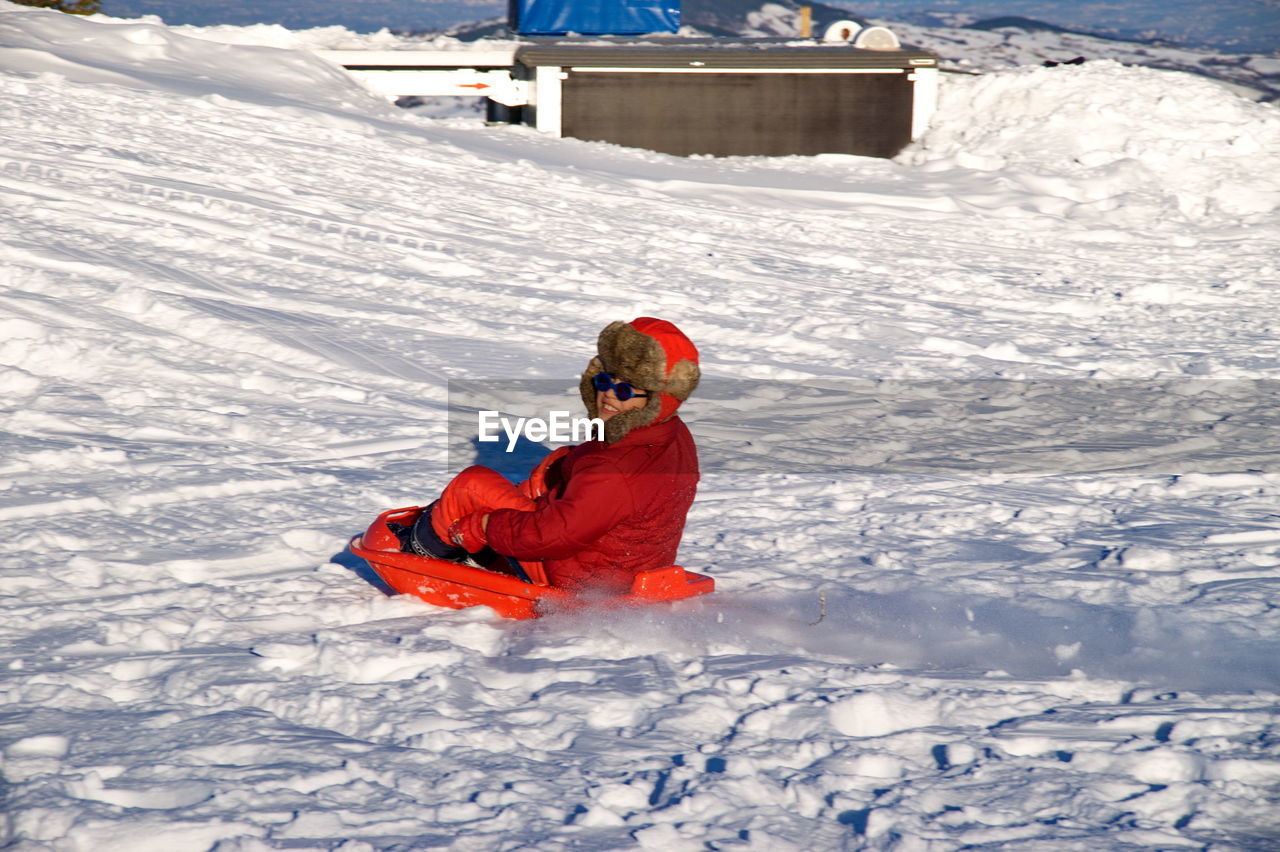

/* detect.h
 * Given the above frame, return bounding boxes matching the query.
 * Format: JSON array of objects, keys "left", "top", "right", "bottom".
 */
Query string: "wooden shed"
[{"left": 515, "top": 42, "right": 939, "bottom": 158}]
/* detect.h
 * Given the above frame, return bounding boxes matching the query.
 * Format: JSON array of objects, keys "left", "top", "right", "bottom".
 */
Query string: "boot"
[{"left": 403, "top": 502, "right": 468, "bottom": 562}]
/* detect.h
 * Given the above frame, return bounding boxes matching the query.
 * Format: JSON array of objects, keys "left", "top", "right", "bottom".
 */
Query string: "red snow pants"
[
  {"left": 429, "top": 465, "right": 535, "bottom": 542},
  {"left": 427, "top": 445, "right": 568, "bottom": 537},
  {"left": 428, "top": 449, "right": 569, "bottom": 586}
]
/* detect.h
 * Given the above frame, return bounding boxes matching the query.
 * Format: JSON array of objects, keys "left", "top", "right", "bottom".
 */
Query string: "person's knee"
[{"left": 433, "top": 466, "right": 532, "bottom": 540}]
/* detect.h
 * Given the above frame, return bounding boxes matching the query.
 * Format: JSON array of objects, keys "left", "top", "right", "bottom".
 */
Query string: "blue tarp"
[{"left": 511, "top": 0, "right": 680, "bottom": 35}]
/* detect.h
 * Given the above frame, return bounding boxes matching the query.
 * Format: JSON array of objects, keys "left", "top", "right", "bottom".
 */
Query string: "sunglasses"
[{"left": 592, "top": 372, "right": 650, "bottom": 401}]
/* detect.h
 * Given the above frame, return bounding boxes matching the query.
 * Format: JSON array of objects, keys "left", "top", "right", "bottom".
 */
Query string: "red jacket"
[{"left": 485, "top": 416, "right": 699, "bottom": 592}]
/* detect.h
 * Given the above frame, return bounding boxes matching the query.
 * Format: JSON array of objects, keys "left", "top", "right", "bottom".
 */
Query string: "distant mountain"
[
  {"left": 98, "top": 0, "right": 1279, "bottom": 55},
  {"left": 98, "top": 0, "right": 506, "bottom": 34},
  {"left": 845, "top": 0, "right": 1280, "bottom": 55},
  {"left": 430, "top": 0, "right": 1278, "bottom": 102},
  {"left": 966, "top": 16, "right": 1081, "bottom": 36}
]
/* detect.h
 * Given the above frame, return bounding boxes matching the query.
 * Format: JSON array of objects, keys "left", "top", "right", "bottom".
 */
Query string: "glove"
[{"left": 447, "top": 511, "right": 488, "bottom": 553}]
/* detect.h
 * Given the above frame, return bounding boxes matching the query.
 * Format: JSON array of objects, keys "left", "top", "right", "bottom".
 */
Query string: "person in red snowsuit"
[{"left": 407, "top": 317, "right": 701, "bottom": 592}]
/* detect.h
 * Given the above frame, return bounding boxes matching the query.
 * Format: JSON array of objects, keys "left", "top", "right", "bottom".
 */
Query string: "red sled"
[{"left": 350, "top": 506, "right": 714, "bottom": 619}]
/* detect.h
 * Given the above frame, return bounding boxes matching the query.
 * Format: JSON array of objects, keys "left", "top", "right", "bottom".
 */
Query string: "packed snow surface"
[{"left": 3, "top": 6, "right": 1280, "bottom": 850}]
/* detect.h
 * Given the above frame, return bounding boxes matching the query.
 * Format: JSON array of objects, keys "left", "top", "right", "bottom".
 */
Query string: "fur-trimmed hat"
[{"left": 579, "top": 317, "right": 700, "bottom": 443}]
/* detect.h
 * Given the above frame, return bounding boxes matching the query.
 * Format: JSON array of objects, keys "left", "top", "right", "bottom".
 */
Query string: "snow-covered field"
[{"left": 3, "top": 6, "right": 1280, "bottom": 850}]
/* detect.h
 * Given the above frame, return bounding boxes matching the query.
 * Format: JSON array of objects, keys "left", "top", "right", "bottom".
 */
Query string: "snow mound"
[
  {"left": 0, "top": 5, "right": 391, "bottom": 119},
  {"left": 902, "top": 61, "right": 1280, "bottom": 227}
]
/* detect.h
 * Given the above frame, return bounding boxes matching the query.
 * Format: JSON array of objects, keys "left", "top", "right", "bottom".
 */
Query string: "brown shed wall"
[{"left": 560, "top": 70, "right": 915, "bottom": 158}]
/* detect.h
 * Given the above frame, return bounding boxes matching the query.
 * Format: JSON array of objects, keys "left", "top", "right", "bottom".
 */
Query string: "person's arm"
[{"left": 485, "top": 456, "right": 633, "bottom": 561}]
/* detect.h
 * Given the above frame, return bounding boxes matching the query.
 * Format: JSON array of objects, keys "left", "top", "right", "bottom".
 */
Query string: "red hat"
[{"left": 579, "top": 317, "right": 700, "bottom": 443}]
